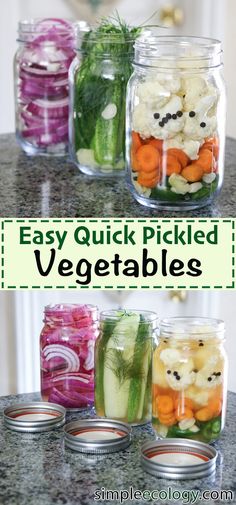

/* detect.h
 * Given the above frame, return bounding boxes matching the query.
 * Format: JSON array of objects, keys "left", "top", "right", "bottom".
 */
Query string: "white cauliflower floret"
[
  {"left": 136, "top": 80, "right": 171, "bottom": 108},
  {"left": 165, "top": 135, "right": 200, "bottom": 160},
  {"left": 195, "top": 355, "right": 223, "bottom": 389},
  {"left": 158, "top": 76, "right": 181, "bottom": 94},
  {"left": 186, "top": 387, "right": 209, "bottom": 407},
  {"left": 132, "top": 103, "right": 152, "bottom": 139},
  {"left": 183, "top": 95, "right": 217, "bottom": 141},
  {"left": 160, "top": 348, "right": 181, "bottom": 366},
  {"left": 166, "top": 360, "right": 196, "bottom": 391},
  {"left": 181, "top": 77, "right": 208, "bottom": 112}
]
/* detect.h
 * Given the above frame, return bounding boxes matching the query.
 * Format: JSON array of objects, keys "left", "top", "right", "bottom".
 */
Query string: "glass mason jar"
[
  {"left": 152, "top": 317, "right": 227, "bottom": 443},
  {"left": 126, "top": 35, "right": 226, "bottom": 210},
  {"left": 95, "top": 310, "right": 158, "bottom": 425},
  {"left": 14, "top": 18, "right": 77, "bottom": 156},
  {"left": 40, "top": 304, "right": 99, "bottom": 409},
  {"left": 69, "top": 26, "right": 137, "bottom": 176}
]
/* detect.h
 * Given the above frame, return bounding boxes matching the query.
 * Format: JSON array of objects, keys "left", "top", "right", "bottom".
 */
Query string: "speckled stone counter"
[
  {"left": 0, "top": 134, "right": 235, "bottom": 217},
  {"left": 0, "top": 392, "right": 235, "bottom": 505}
]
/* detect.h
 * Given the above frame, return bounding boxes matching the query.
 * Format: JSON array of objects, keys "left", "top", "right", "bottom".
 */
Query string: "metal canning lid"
[
  {"left": 141, "top": 438, "right": 217, "bottom": 480},
  {"left": 64, "top": 419, "right": 132, "bottom": 454},
  {"left": 4, "top": 402, "right": 66, "bottom": 433}
]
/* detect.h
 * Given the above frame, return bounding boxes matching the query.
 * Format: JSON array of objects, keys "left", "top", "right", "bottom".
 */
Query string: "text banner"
[{"left": 1, "top": 218, "right": 235, "bottom": 289}]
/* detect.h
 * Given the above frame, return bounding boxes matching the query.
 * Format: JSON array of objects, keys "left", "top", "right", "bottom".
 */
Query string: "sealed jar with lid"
[
  {"left": 152, "top": 317, "right": 227, "bottom": 442},
  {"left": 95, "top": 310, "right": 158, "bottom": 425},
  {"left": 126, "top": 35, "right": 226, "bottom": 210},
  {"left": 14, "top": 18, "right": 76, "bottom": 156},
  {"left": 40, "top": 304, "right": 99, "bottom": 409},
  {"left": 69, "top": 22, "right": 140, "bottom": 176}
]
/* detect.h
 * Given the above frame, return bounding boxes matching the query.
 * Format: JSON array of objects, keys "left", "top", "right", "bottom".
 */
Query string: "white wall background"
[
  {"left": 0, "top": 290, "right": 235, "bottom": 396},
  {"left": 0, "top": 0, "right": 235, "bottom": 136}
]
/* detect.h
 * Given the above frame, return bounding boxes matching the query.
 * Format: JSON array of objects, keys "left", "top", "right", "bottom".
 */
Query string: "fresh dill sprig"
[{"left": 104, "top": 346, "right": 147, "bottom": 386}]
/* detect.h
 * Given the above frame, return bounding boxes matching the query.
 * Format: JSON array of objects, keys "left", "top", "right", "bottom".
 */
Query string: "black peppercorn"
[
  {"left": 172, "top": 114, "right": 177, "bottom": 120},
  {"left": 163, "top": 117, "right": 168, "bottom": 124},
  {"left": 189, "top": 111, "right": 196, "bottom": 118},
  {"left": 166, "top": 113, "right": 172, "bottom": 120},
  {"left": 177, "top": 111, "right": 183, "bottom": 117},
  {"left": 199, "top": 343, "right": 204, "bottom": 347},
  {"left": 167, "top": 370, "right": 171, "bottom": 374},
  {"left": 208, "top": 377, "right": 212, "bottom": 382},
  {"left": 200, "top": 122, "right": 206, "bottom": 128},
  {"left": 173, "top": 371, "right": 178, "bottom": 376},
  {"left": 153, "top": 112, "right": 160, "bottom": 119},
  {"left": 159, "top": 121, "right": 164, "bottom": 127},
  {"left": 176, "top": 375, "right": 181, "bottom": 381}
]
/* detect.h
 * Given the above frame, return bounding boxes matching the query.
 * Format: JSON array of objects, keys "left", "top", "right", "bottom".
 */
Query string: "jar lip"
[
  {"left": 100, "top": 309, "right": 158, "bottom": 322},
  {"left": 160, "top": 316, "right": 225, "bottom": 338},
  {"left": 45, "top": 303, "right": 97, "bottom": 313},
  {"left": 135, "top": 35, "right": 222, "bottom": 50},
  {"left": 134, "top": 34, "right": 222, "bottom": 70},
  {"left": 17, "top": 18, "right": 78, "bottom": 44}
]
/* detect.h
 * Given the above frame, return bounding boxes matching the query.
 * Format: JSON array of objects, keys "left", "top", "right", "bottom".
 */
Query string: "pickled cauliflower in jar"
[
  {"left": 127, "top": 36, "right": 226, "bottom": 209},
  {"left": 152, "top": 319, "right": 227, "bottom": 443}
]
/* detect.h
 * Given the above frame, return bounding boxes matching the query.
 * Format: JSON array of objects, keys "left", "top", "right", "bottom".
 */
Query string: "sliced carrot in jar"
[
  {"left": 197, "top": 149, "right": 215, "bottom": 174},
  {"left": 175, "top": 407, "right": 194, "bottom": 422},
  {"left": 149, "top": 138, "right": 164, "bottom": 152},
  {"left": 167, "top": 148, "right": 190, "bottom": 169},
  {"left": 131, "top": 131, "right": 143, "bottom": 152},
  {"left": 195, "top": 407, "right": 214, "bottom": 422},
  {"left": 181, "top": 164, "right": 204, "bottom": 182},
  {"left": 158, "top": 412, "right": 176, "bottom": 427},
  {"left": 208, "top": 398, "right": 222, "bottom": 417},
  {"left": 163, "top": 154, "right": 182, "bottom": 176},
  {"left": 156, "top": 395, "right": 174, "bottom": 415},
  {"left": 131, "top": 151, "right": 141, "bottom": 172},
  {"left": 174, "top": 397, "right": 194, "bottom": 412},
  {"left": 136, "top": 145, "right": 160, "bottom": 173}
]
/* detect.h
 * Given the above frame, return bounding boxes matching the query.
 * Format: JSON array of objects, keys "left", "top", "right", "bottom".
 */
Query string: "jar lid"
[
  {"left": 4, "top": 402, "right": 66, "bottom": 433},
  {"left": 141, "top": 438, "right": 217, "bottom": 479},
  {"left": 64, "top": 419, "right": 131, "bottom": 454}
]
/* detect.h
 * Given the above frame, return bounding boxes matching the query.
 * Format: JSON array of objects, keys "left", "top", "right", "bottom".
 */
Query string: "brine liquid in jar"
[
  {"left": 152, "top": 317, "right": 227, "bottom": 443},
  {"left": 40, "top": 304, "right": 99, "bottom": 409}
]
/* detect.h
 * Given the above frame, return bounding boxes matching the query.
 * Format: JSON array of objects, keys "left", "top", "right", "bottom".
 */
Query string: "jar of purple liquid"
[{"left": 40, "top": 304, "right": 99, "bottom": 409}]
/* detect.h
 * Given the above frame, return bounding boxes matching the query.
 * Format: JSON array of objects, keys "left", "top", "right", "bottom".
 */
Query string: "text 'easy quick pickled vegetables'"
[
  {"left": 70, "top": 18, "right": 141, "bottom": 175},
  {"left": 15, "top": 18, "right": 76, "bottom": 155},
  {"left": 95, "top": 310, "right": 156, "bottom": 425},
  {"left": 40, "top": 304, "right": 99, "bottom": 409}
]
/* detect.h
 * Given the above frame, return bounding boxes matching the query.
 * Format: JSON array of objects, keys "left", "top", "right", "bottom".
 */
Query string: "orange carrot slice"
[
  {"left": 175, "top": 407, "right": 194, "bottom": 422},
  {"left": 149, "top": 139, "right": 164, "bottom": 152},
  {"left": 181, "top": 164, "right": 204, "bottom": 182},
  {"left": 136, "top": 145, "right": 160, "bottom": 173},
  {"left": 195, "top": 407, "right": 214, "bottom": 422},
  {"left": 156, "top": 395, "right": 174, "bottom": 415},
  {"left": 197, "top": 149, "right": 214, "bottom": 174},
  {"left": 137, "top": 174, "right": 160, "bottom": 188},
  {"left": 158, "top": 412, "right": 176, "bottom": 427},
  {"left": 131, "top": 151, "right": 141, "bottom": 172},
  {"left": 208, "top": 398, "right": 222, "bottom": 417},
  {"left": 163, "top": 154, "right": 182, "bottom": 176},
  {"left": 174, "top": 397, "right": 194, "bottom": 412},
  {"left": 131, "top": 131, "right": 143, "bottom": 153},
  {"left": 167, "top": 148, "right": 190, "bottom": 169}
]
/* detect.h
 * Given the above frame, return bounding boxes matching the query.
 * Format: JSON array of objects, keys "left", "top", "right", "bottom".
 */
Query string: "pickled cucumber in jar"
[{"left": 95, "top": 310, "right": 157, "bottom": 425}]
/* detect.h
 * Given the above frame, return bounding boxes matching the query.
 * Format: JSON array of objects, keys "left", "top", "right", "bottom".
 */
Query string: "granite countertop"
[
  {"left": 0, "top": 134, "right": 235, "bottom": 218},
  {"left": 0, "top": 392, "right": 235, "bottom": 505}
]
